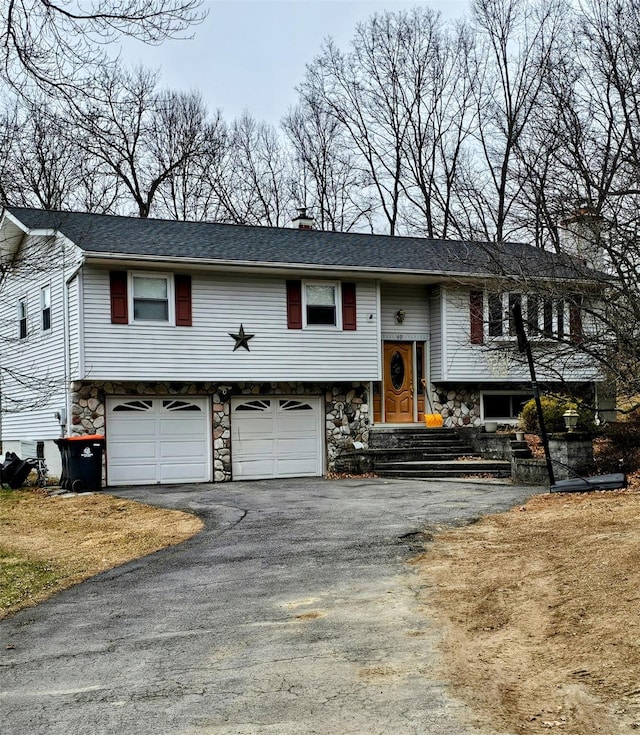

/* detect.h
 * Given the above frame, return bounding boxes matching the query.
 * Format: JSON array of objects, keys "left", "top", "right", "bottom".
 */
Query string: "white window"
[
  {"left": 304, "top": 282, "right": 339, "bottom": 327},
  {"left": 41, "top": 284, "right": 51, "bottom": 331},
  {"left": 130, "top": 273, "right": 173, "bottom": 323},
  {"left": 486, "top": 292, "right": 569, "bottom": 341},
  {"left": 17, "top": 298, "right": 27, "bottom": 339}
]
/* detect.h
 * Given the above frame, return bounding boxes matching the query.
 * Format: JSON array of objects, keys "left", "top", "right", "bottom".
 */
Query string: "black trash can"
[
  {"left": 1, "top": 451, "right": 22, "bottom": 487},
  {"left": 56, "top": 435, "right": 105, "bottom": 492}
]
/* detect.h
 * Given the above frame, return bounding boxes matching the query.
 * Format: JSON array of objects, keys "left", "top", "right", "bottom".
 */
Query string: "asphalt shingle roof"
[{"left": 5, "top": 206, "right": 586, "bottom": 280}]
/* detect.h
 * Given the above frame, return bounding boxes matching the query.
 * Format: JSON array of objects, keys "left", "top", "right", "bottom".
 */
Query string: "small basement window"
[{"left": 482, "top": 392, "right": 532, "bottom": 422}]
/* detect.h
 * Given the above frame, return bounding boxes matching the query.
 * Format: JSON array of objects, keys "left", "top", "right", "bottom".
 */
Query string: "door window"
[{"left": 390, "top": 350, "right": 405, "bottom": 390}]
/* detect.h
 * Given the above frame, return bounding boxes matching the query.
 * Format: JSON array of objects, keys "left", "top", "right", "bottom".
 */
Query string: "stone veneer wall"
[
  {"left": 70, "top": 380, "right": 370, "bottom": 482},
  {"left": 432, "top": 385, "right": 482, "bottom": 428}
]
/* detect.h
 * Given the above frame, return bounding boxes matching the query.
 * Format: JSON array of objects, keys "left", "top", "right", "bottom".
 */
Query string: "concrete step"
[
  {"left": 368, "top": 448, "right": 476, "bottom": 462},
  {"left": 374, "top": 459, "right": 512, "bottom": 479},
  {"left": 369, "top": 427, "right": 465, "bottom": 449},
  {"left": 367, "top": 441, "right": 475, "bottom": 452}
]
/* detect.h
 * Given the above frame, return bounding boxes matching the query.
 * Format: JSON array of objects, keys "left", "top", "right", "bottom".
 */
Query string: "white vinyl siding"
[
  {"left": 0, "top": 234, "right": 81, "bottom": 441},
  {"left": 380, "top": 283, "right": 430, "bottom": 335},
  {"left": 81, "top": 268, "right": 380, "bottom": 382},
  {"left": 441, "top": 286, "right": 600, "bottom": 382}
]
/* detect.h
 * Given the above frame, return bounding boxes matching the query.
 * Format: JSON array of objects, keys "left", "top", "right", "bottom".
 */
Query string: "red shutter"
[
  {"left": 470, "top": 291, "right": 484, "bottom": 345},
  {"left": 175, "top": 274, "right": 192, "bottom": 326},
  {"left": 569, "top": 300, "right": 583, "bottom": 344},
  {"left": 286, "top": 280, "right": 302, "bottom": 329},
  {"left": 110, "top": 271, "right": 128, "bottom": 324},
  {"left": 342, "top": 282, "right": 357, "bottom": 330}
]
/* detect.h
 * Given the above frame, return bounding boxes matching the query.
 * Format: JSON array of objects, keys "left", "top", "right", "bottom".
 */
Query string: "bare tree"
[
  {"left": 72, "top": 64, "right": 217, "bottom": 218},
  {"left": 284, "top": 98, "right": 374, "bottom": 232},
  {"left": 1, "top": 0, "right": 205, "bottom": 93},
  {"left": 299, "top": 14, "right": 417, "bottom": 235},
  {"left": 398, "top": 14, "right": 478, "bottom": 239},
  {"left": 467, "top": 0, "right": 565, "bottom": 242},
  {"left": 0, "top": 98, "right": 84, "bottom": 210},
  {"left": 294, "top": 8, "right": 504, "bottom": 239},
  {"left": 211, "top": 114, "right": 296, "bottom": 227}
]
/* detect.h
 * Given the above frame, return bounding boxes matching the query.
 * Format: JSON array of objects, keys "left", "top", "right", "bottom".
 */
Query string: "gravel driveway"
[{"left": 0, "top": 477, "right": 536, "bottom": 734}]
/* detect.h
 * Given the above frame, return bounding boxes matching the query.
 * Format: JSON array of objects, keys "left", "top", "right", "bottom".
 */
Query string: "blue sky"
[{"left": 119, "top": 0, "right": 470, "bottom": 123}]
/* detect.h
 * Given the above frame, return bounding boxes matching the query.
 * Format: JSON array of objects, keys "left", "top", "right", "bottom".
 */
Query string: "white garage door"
[
  {"left": 231, "top": 396, "right": 323, "bottom": 480},
  {"left": 106, "top": 397, "right": 211, "bottom": 486}
]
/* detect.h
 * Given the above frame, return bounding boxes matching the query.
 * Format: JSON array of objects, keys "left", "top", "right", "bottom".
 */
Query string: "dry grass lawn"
[
  {"left": 5, "top": 482, "right": 640, "bottom": 734},
  {"left": 415, "top": 489, "right": 640, "bottom": 734},
  {"left": 0, "top": 489, "right": 203, "bottom": 619}
]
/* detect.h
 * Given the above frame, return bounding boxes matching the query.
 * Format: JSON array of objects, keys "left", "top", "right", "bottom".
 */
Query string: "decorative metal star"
[{"left": 229, "top": 324, "right": 255, "bottom": 352}]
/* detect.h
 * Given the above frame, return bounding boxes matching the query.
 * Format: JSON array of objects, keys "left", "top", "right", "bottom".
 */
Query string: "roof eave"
[{"left": 80, "top": 249, "right": 584, "bottom": 283}]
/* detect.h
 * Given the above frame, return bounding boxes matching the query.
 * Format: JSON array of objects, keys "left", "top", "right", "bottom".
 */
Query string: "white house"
[{"left": 0, "top": 206, "right": 602, "bottom": 485}]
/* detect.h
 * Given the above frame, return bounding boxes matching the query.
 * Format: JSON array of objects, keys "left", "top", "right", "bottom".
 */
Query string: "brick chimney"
[{"left": 291, "top": 207, "right": 314, "bottom": 230}]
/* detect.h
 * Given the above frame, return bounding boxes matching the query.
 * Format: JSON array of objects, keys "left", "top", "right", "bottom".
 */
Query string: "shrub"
[
  {"left": 520, "top": 395, "right": 595, "bottom": 434},
  {"left": 595, "top": 410, "right": 640, "bottom": 474}
]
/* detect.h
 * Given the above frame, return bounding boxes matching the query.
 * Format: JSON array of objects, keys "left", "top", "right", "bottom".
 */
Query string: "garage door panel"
[
  {"left": 234, "top": 437, "right": 275, "bottom": 453},
  {"left": 276, "top": 437, "right": 317, "bottom": 454},
  {"left": 159, "top": 440, "right": 209, "bottom": 460},
  {"left": 115, "top": 417, "right": 158, "bottom": 437},
  {"left": 113, "top": 440, "right": 159, "bottom": 461},
  {"left": 275, "top": 415, "right": 316, "bottom": 433},
  {"left": 275, "top": 458, "right": 320, "bottom": 477},
  {"left": 107, "top": 397, "right": 210, "bottom": 486},
  {"left": 159, "top": 462, "right": 209, "bottom": 483},
  {"left": 231, "top": 396, "right": 322, "bottom": 480},
  {"left": 232, "top": 457, "right": 275, "bottom": 479},
  {"left": 158, "top": 417, "right": 206, "bottom": 437},
  {"left": 233, "top": 416, "right": 275, "bottom": 438},
  {"left": 108, "top": 463, "right": 159, "bottom": 485}
]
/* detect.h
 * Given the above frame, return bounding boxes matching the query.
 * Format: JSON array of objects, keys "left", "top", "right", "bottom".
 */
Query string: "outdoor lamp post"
[{"left": 563, "top": 408, "right": 579, "bottom": 432}]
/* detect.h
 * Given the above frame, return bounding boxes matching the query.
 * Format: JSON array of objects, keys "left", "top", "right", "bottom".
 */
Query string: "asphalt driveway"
[{"left": 0, "top": 477, "right": 537, "bottom": 734}]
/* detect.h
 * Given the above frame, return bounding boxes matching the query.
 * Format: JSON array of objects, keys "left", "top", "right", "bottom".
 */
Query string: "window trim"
[
  {"left": 128, "top": 271, "right": 175, "bottom": 325},
  {"left": 17, "top": 297, "right": 27, "bottom": 340},
  {"left": 40, "top": 283, "right": 52, "bottom": 332},
  {"left": 302, "top": 280, "right": 342, "bottom": 329}
]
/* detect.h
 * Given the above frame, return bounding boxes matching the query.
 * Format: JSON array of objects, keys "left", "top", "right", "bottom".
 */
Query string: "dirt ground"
[
  {"left": 415, "top": 488, "right": 640, "bottom": 734},
  {"left": 0, "top": 490, "right": 203, "bottom": 619}
]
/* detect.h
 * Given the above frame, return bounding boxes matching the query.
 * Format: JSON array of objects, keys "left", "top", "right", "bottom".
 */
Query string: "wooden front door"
[{"left": 384, "top": 342, "right": 414, "bottom": 423}]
